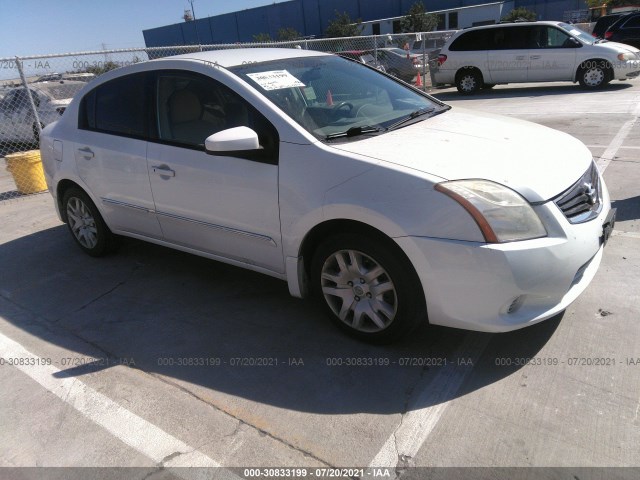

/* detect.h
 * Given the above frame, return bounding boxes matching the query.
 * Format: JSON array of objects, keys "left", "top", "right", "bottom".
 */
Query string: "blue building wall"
[{"left": 142, "top": 0, "right": 588, "bottom": 47}]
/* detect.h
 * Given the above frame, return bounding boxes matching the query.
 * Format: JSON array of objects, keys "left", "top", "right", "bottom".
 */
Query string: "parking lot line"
[
  {"left": 368, "top": 334, "right": 491, "bottom": 468},
  {"left": 0, "top": 330, "right": 238, "bottom": 476},
  {"left": 597, "top": 102, "right": 640, "bottom": 171}
]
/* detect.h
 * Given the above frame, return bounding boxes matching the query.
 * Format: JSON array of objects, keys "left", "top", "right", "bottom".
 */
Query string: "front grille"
[{"left": 554, "top": 162, "right": 602, "bottom": 224}]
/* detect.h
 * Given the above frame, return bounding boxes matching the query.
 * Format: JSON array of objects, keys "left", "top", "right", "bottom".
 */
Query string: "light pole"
[{"left": 187, "top": 0, "right": 203, "bottom": 50}]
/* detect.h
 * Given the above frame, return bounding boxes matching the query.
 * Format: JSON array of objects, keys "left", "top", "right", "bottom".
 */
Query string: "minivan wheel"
[
  {"left": 62, "top": 187, "right": 115, "bottom": 257},
  {"left": 311, "top": 234, "right": 424, "bottom": 344},
  {"left": 578, "top": 61, "right": 611, "bottom": 89},
  {"left": 455, "top": 69, "right": 482, "bottom": 94}
]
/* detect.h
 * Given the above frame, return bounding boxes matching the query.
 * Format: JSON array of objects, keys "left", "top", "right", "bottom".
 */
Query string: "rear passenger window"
[
  {"left": 79, "top": 73, "right": 147, "bottom": 138},
  {"left": 488, "top": 27, "right": 531, "bottom": 50},
  {"left": 449, "top": 30, "right": 490, "bottom": 51}
]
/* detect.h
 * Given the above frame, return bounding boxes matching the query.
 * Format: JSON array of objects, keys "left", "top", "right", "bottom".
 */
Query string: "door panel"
[
  {"left": 74, "top": 131, "right": 162, "bottom": 238},
  {"left": 147, "top": 70, "right": 283, "bottom": 273},
  {"left": 528, "top": 26, "right": 577, "bottom": 82},
  {"left": 486, "top": 27, "right": 532, "bottom": 83},
  {"left": 146, "top": 143, "right": 283, "bottom": 272}
]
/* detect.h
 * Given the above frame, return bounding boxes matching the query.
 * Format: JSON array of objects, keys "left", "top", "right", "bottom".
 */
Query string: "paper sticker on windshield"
[
  {"left": 570, "top": 29, "right": 582, "bottom": 36},
  {"left": 247, "top": 70, "right": 305, "bottom": 90}
]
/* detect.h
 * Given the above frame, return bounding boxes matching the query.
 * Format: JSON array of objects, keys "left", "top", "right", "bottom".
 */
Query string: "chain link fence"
[{"left": 0, "top": 31, "right": 453, "bottom": 202}]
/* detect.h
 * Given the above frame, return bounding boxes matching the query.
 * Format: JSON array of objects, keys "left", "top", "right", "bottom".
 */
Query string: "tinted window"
[
  {"left": 155, "top": 71, "right": 279, "bottom": 162},
  {"left": 449, "top": 30, "right": 491, "bottom": 51},
  {"left": 488, "top": 27, "right": 531, "bottom": 50},
  {"left": 622, "top": 15, "right": 640, "bottom": 28},
  {"left": 79, "top": 73, "right": 147, "bottom": 137}
]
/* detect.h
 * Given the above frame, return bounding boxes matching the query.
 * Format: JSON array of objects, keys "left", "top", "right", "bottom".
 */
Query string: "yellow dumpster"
[{"left": 5, "top": 150, "right": 48, "bottom": 194}]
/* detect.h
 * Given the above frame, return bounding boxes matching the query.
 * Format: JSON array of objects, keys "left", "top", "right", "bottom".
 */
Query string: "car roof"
[
  {"left": 460, "top": 20, "right": 562, "bottom": 32},
  {"left": 156, "top": 48, "right": 329, "bottom": 68}
]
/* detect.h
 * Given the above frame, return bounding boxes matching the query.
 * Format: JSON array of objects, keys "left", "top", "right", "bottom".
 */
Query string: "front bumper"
[
  {"left": 613, "top": 59, "right": 640, "bottom": 80},
  {"left": 395, "top": 182, "right": 613, "bottom": 333}
]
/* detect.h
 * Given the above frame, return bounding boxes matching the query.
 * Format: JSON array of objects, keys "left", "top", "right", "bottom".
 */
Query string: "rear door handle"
[
  {"left": 530, "top": 55, "right": 542, "bottom": 60},
  {"left": 516, "top": 55, "right": 526, "bottom": 61},
  {"left": 151, "top": 166, "right": 175, "bottom": 177},
  {"left": 77, "top": 147, "right": 94, "bottom": 159}
]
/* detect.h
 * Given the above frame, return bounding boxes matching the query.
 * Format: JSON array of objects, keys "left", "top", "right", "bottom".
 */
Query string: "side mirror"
[
  {"left": 205, "top": 126, "right": 259, "bottom": 154},
  {"left": 566, "top": 37, "right": 581, "bottom": 48}
]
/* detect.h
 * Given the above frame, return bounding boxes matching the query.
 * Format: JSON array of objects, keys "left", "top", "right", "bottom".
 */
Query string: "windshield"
[
  {"left": 229, "top": 55, "right": 444, "bottom": 140},
  {"left": 558, "top": 23, "right": 595, "bottom": 45}
]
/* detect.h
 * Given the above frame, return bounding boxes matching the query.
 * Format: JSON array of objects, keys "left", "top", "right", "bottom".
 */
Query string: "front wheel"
[
  {"left": 62, "top": 187, "right": 115, "bottom": 257},
  {"left": 311, "top": 234, "right": 425, "bottom": 344},
  {"left": 578, "top": 61, "right": 611, "bottom": 89}
]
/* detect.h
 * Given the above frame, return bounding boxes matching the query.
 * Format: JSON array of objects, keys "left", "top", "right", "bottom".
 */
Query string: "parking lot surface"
[{"left": 1, "top": 81, "right": 639, "bottom": 478}]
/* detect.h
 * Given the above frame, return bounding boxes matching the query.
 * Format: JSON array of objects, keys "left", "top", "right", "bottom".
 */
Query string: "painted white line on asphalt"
[
  {"left": 0, "top": 331, "right": 238, "bottom": 476},
  {"left": 368, "top": 334, "right": 491, "bottom": 468},
  {"left": 597, "top": 102, "right": 640, "bottom": 171}
]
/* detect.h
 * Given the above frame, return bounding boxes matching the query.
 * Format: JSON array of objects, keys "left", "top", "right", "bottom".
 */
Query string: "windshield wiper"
[
  {"left": 325, "top": 125, "right": 384, "bottom": 140},
  {"left": 386, "top": 107, "right": 436, "bottom": 131}
]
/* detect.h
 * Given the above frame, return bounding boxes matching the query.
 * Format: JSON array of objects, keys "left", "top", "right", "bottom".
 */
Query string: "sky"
[{"left": 0, "top": 0, "right": 288, "bottom": 58}]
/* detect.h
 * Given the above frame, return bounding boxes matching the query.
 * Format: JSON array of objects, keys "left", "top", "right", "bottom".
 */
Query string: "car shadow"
[
  {"left": 612, "top": 195, "right": 640, "bottom": 222},
  {"left": 431, "top": 82, "right": 633, "bottom": 101},
  {"left": 0, "top": 225, "right": 561, "bottom": 415}
]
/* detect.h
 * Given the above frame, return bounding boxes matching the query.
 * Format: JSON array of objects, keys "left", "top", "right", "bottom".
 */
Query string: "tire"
[
  {"left": 482, "top": 83, "right": 496, "bottom": 89},
  {"left": 455, "top": 68, "right": 482, "bottom": 94},
  {"left": 577, "top": 61, "right": 611, "bottom": 89},
  {"left": 310, "top": 233, "right": 425, "bottom": 344},
  {"left": 62, "top": 187, "right": 115, "bottom": 257}
]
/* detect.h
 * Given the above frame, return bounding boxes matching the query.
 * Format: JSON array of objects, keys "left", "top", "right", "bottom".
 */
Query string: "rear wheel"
[
  {"left": 455, "top": 69, "right": 482, "bottom": 94},
  {"left": 578, "top": 61, "right": 611, "bottom": 89},
  {"left": 311, "top": 233, "right": 425, "bottom": 344},
  {"left": 62, "top": 187, "right": 115, "bottom": 257}
]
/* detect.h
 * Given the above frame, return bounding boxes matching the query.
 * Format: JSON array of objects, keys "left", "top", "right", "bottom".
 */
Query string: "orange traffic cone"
[
  {"left": 326, "top": 89, "right": 334, "bottom": 106},
  {"left": 415, "top": 73, "right": 423, "bottom": 88}
]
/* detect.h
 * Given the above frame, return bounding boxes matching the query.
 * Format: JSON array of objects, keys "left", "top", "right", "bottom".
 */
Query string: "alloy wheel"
[
  {"left": 320, "top": 249, "right": 397, "bottom": 332},
  {"left": 66, "top": 197, "right": 98, "bottom": 249}
]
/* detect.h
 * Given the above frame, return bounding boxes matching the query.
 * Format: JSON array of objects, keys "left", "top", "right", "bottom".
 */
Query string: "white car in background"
[
  {"left": 40, "top": 48, "right": 615, "bottom": 343},
  {"left": 433, "top": 21, "right": 640, "bottom": 93},
  {"left": 0, "top": 81, "right": 85, "bottom": 143}
]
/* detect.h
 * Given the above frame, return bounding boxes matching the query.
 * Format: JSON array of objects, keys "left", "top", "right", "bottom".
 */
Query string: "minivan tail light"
[
  {"left": 604, "top": 31, "right": 613, "bottom": 39},
  {"left": 437, "top": 54, "right": 447, "bottom": 66}
]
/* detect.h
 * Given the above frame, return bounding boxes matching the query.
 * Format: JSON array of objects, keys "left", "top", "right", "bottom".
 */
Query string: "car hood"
[
  {"left": 329, "top": 107, "right": 592, "bottom": 203},
  {"left": 597, "top": 41, "right": 640, "bottom": 54}
]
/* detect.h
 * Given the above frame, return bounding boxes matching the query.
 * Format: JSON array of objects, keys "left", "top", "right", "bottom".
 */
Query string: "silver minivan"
[{"left": 433, "top": 21, "right": 640, "bottom": 93}]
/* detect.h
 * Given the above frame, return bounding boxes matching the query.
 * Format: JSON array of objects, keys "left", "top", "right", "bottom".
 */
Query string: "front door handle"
[
  {"left": 77, "top": 147, "right": 94, "bottom": 159},
  {"left": 151, "top": 166, "right": 175, "bottom": 177},
  {"left": 530, "top": 55, "right": 542, "bottom": 60},
  {"left": 516, "top": 55, "right": 526, "bottom": 61}
]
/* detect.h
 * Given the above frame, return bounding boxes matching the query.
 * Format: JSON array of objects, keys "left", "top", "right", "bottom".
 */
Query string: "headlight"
[
  {"left": 435, "top": 180, "right": 547, "bottom": 243},
  {"left": 617, "top": 52, "right": 635, "bottom": 61}
]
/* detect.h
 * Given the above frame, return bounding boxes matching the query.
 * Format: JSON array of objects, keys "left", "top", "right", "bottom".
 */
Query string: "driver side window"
[{"left": 155, "top": 70, "right": 279, "bottom": 163}]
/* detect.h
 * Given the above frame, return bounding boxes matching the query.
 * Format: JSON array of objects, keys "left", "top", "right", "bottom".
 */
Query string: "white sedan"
[{"left": 40, "top": 48, "right": 615, "bottom": 343}]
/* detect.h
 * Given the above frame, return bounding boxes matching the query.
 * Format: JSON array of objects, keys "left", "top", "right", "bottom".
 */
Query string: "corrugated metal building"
[{"left": 142, "top": 0, "right": 588, "bottom": 47}]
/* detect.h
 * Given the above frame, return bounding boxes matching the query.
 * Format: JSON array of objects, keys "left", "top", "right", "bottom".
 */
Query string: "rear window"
[
  {"left": 449, "top": 30, "right": 490, "bottom": 51},
  {"left": 79, "top": 73, "right": 146, "bottom": 138}
]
